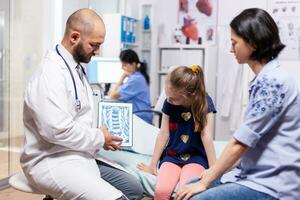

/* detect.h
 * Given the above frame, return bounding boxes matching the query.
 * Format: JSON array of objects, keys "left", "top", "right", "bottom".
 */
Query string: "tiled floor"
[
  {"left": 0, "top": 150, "right": 22, "bottom": 179},
  {"left": 0, "top": 187, "right": 152, "bottom": 200},
  {"left": 0, "top": 136, "right": 24, "bottom": 179},
  {"left": 0, "top": 187, "right": 44, "bottom": 200}
]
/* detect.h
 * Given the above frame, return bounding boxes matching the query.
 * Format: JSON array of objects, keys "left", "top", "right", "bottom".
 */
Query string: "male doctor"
[{"left": 20, "top": 8, "right": 143, "bottom": 200}]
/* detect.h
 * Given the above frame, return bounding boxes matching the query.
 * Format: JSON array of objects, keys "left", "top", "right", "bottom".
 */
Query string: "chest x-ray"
[{"left": 98, "top": 102, "right": 133, "bottom": 146}]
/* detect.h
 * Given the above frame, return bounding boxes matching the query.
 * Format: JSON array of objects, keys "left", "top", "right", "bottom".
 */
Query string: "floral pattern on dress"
[{"left": 248, "top": 76, "right": 285, "bottom": 117}]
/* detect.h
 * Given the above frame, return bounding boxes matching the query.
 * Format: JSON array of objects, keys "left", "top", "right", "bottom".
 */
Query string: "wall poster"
[
  {"left": 177, "top": 0, "right": 218, "bottom": 45},
  {"left": 268, "top": 0, "right": 300, "bottom": 60}
]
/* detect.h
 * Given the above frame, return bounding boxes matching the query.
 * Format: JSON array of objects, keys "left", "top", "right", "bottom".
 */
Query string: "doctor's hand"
[{"left": 100, "top": 126, "right": 123, "bottom": 151}]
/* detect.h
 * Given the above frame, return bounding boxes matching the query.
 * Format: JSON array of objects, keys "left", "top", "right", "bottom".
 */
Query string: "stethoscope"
[{"left": 55, "top": 44, "right": 82, "bottom": 112}]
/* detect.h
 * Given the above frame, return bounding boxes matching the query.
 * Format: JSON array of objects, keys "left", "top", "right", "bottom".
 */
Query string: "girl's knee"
[{"left": 154, "top": 188, "right": 172, "bottom": 200}]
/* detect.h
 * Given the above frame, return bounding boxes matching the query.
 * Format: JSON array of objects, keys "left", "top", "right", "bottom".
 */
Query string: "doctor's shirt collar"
[{"left": 57, "top": 44, "right": 78, "bottom": 69}]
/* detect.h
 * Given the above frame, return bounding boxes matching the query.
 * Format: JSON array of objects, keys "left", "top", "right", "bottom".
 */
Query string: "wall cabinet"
[
  {"left": 101, "top": 13, "right": 138, "bottom": 57},
  {"left": 139, "top": 4, "right": 152, "bottom": 73}
]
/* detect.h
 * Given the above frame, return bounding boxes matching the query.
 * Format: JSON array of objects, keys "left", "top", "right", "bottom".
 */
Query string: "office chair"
[
  {"left": 133, "top": 89, "right": 166, "bottom": 128},
  {"left": 133, "top": 109, "right": 162, "bottom": 128}
]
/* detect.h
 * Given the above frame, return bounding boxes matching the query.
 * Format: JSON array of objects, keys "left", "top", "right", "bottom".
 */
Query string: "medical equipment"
[
  {"left": 87, "top": 57, "right": 123, "bottom": 84},
  {"left": 55, "top": 44, "right": 82, "bottom": 112}
]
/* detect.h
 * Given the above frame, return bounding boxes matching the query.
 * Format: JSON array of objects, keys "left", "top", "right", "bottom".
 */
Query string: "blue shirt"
[
  {"left": 160, "top": 95, "right": 216, "bottom": 168},
  {"left": 221, "top": 59, "right": 300, "bottom": 200},
  {"left": 119, "top": 71, "right": 152, "bottom": 124}
]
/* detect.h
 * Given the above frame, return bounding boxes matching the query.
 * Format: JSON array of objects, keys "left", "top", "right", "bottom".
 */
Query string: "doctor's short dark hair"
[{"left": 230, "top": 8, "right": 285, "bottom": 63}]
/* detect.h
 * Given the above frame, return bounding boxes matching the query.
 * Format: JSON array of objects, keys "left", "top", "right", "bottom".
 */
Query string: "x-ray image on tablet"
[{"left": 98, "top": 102, "right": 133, "bottom": 146}]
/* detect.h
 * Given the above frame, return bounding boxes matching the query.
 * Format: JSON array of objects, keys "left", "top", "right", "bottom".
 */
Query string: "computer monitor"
[{"left": 87, "top": 57, "right": 123, "bottom": 84}]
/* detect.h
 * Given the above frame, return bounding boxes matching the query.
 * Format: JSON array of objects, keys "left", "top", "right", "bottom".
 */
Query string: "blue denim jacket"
[{"left": 221, "top": 59, "right": 300, "bottom": 200}]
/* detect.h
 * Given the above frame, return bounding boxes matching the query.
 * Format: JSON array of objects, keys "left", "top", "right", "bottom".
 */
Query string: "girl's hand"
[
  {"left": 136, "top": 162, "right": 157, "bottom": 175},
  {"left": 175, "top": 181, "right": 207, "bottom": 200}
]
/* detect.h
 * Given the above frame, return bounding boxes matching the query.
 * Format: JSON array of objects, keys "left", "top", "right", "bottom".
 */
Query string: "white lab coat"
[{"left": 20, "top": 45, "right": 124, "bottom": 200}]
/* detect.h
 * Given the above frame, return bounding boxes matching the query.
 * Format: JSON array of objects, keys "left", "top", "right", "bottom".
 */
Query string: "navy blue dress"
[{"left": 160, "top": 95, "right": 216, "bottom": 169}]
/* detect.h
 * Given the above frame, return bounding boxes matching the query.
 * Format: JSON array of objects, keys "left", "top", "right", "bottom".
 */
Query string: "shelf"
[
  {"left": 142, "top": 30, "right": 151, "bottom": 33},
  {"left": 141, "top": 49, "right": 151, "bottom": 52},
  {"left": 158, "top": 44, "right": 216, "bottom": 49},
  {"left": 158, "top": 71, "right": 167, "bottom": 75},
  {"left": 122, "top": 42, "right": 139, "bottom": 47}
]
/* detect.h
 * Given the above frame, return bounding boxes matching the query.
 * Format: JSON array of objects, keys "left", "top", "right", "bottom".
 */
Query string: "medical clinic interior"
[{"left": 0, "top": 0, "right": 300, "bottom": 199}]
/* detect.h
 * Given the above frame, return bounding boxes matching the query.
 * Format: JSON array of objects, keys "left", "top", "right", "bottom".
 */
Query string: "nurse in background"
[
  {"left": 109, "top": 49, "right": 153, "bottom": 124},
  {"left": 176, "top": 8, "right": 300, "bottom": 200}
]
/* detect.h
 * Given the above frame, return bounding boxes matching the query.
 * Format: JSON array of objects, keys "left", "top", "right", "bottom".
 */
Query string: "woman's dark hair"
[
  {"left": 230, "top": 8, "right": 285, "bottom": 63},
  {"left": 119, "top": 49, "right": 150, "bottom": 85}
]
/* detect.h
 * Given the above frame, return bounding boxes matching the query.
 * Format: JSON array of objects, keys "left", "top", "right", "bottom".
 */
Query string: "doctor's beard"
[{"left": 73, "top": 42, "right": 93, "bottom": 63}]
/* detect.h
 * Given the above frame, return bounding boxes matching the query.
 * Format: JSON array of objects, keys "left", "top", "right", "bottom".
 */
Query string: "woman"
[
  {"left": 109, "top": 49, "right": 153, "bottom": 124},
  {"left": 176, "top": 8, "right": 300, "bottom": 200}
]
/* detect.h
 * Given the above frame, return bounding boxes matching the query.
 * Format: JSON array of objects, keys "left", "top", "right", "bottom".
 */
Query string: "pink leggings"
[{"left": 154, "top": 162, "right": 205, "bottom": 200}]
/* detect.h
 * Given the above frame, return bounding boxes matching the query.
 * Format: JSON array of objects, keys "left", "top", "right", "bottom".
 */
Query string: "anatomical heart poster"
[
  {"left": 178, "top": 0, "right": 218, "bottom": 45},
  {"left": 98, "top": 102, "right": 133, "bottom": 146}
]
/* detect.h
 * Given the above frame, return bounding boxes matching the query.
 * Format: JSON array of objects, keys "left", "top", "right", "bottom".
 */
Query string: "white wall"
[
  {"left": 42, "top": 0, "right": 63, "bottom": 54},
  {"left": 155, "top": 0, "right": 179, "bottom": 45},
  {"left": 10, "top": 0, "right": 45, "bottom": 137},
  {"left": 217, "top": 0, "right": 267, "bottom": 25},
  {"left": 89, "top": 0, "right": 119, "bottom": 15},
  {"left": 62, "top": 0, "right": 89, "bottom": 35},
  {"left": 125, "top": 0, "right": 140, "bottom": 18}
]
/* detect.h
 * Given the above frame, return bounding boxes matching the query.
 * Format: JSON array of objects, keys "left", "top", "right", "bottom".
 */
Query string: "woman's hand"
[
  {"left": 119, "top": 71, "right": 130, "bottom": 82},
  {"left": 122, "top": 71, "right": 131, "bottom": 78},
  {"left": 136, "top": 162, "right": 157, "bottom": 175},
  {"left": 175, "top": 181, "right": 208, "bottom": 200},
  {"left": 175, "top": 170, "right": 209, "bottom": 200}
]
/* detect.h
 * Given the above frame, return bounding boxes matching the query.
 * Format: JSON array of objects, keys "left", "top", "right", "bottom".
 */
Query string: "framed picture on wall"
[
  {"left": 178, "top": 0, "right": 218, "bottom": 45},
  {"left": 268, "top": 0, "right": 300, "bottom": 60},
  {"left": 98, "top": 102, "right": 133, "bottom": 147}
]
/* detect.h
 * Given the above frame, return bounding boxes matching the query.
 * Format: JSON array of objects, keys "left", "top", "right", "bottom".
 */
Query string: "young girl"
[{"left": 137, "top": 65, "right": 217, "bottom": 200}]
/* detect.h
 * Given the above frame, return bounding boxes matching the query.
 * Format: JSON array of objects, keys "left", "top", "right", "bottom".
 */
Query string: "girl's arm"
[
  {"left": 137, "top": 113, "right": 170, "bottom": 175},
  {"left": 108, "top": 73, "right": 128, "bottom": 99},
  {"left": 200, "top": 112, "right": 216, "bottom": 167}
]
